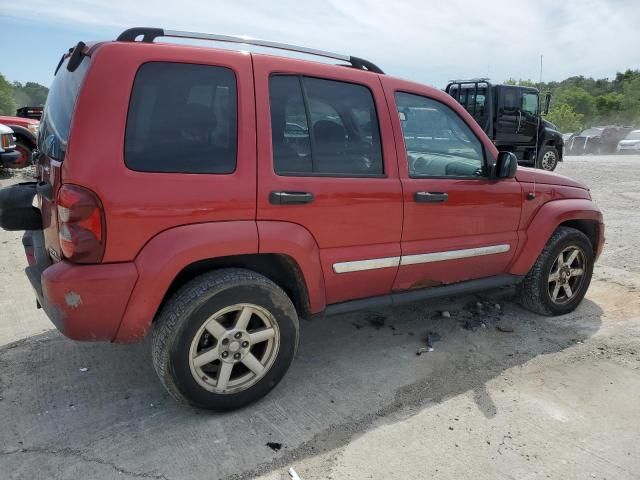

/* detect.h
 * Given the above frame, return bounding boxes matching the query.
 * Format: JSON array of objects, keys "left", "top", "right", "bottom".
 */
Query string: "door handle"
[
  {"left": 414, "top": 191, "right": 448, "bottom": 203},
  {"left": 269, "top": 191, "right": 315, "bottom": 205}
]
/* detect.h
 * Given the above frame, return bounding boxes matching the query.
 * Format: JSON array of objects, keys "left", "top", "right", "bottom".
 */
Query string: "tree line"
[
  {"left": 2, "top": 69, "right": 639, "bottom": 134},
  {"left": 505, "top": 70, "right": 640, "bottom": 133},
  {"left": 0, "top": 73, "right": 49, "bottom": 116}
]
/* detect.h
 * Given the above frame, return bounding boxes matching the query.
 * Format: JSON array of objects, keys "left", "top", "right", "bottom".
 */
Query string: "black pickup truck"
[{"left": 446, "top": 79, "right": 563, "bottom": 171}]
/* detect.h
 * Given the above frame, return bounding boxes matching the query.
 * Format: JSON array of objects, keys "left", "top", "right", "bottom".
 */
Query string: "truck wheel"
[
  {"left": 151, "top": 268, "right": 299, "bottom": 410},
  {"left": 538, "top": 146, "right": 559, "bottom": 171},
  {"left": 14, "top": 141, "right": 33, "bottom": 169},
  {"left": 518, "top": 227, "right": 594, "bottom": 316}
]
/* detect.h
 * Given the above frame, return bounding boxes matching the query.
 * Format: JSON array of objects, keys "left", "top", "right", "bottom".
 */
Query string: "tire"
[
  {"left": 152, "top": 268, "right": 299, "bottom": 410},
  {"left": 14, "top": 141, "right": 33, "bottom": 169},
  {"left": 518, "top": 227, "right": 594, "bottom": 316},
  {"left": 538, "top": 146, "right": 559, "bottom": 171}
]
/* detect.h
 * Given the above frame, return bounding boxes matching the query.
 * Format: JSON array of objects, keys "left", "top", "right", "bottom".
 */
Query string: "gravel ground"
[{"left": 0, "top": 156, "right": 639, "bottom": 480}]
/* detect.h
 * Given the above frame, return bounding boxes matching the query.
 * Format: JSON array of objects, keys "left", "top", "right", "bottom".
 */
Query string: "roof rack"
[
  {"left": 447, "top": 78, "right": 491, "bottom": 85},
  {"left": 116, "top": 27, "right": 384, "bottom": 74}
]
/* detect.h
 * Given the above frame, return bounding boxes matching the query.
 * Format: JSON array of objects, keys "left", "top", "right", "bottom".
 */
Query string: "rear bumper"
[
  {"left": 23, "top": 231, "right": 138, "bottom": 341},
  {"left": 0, "top": 150, "right": 21, "bottom": 167}
]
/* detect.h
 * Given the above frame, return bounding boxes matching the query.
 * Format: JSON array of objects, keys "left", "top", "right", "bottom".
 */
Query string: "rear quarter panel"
[{"left": 63, "top": 42, "right": 257, "bottom": 262}]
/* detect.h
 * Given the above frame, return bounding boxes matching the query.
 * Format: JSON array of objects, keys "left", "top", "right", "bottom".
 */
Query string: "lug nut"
[
  {"left": 221, "top": 338, "right": 229, "bottom": 345},
  {"left": 241, "top": 341, "right": 249, "bottom": 348},
  {"left": 234, "top": 353, "right": 241, "bottom": 360},
  {"left": 221, "top": 351, "right": 229, "bottom": 359},
  {"left": 234, "top": 332, "right": 242, "bottom": 339}
]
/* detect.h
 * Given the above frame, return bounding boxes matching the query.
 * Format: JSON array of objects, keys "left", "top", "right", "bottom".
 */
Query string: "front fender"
[
  {"left": 113, "top": 221, "right": 258, "bottom": 342},
  {"left": 6, "top": 125, "right": 37, "bottom": 145},
  {"left": 509, "top": 199, "right": 603, "bottom": 276}
]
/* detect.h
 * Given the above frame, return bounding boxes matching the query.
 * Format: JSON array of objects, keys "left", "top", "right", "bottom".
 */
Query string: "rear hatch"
[{"left": 36, "top": 48, "right": 91, "bottom": 262}]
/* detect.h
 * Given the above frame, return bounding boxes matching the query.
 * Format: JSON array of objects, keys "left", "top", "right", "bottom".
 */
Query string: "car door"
[
  {"left": 518, "top": 90, "right": 539, "bottom": 145},
  {"left": 494, "top": 86, "right": 521, "bottom": 145},
  {"left": 253, "top": 55, "right": 403, "bottom": 305},
  {"left": 381, "top": 77, "right": 522, "bottom": 291}
]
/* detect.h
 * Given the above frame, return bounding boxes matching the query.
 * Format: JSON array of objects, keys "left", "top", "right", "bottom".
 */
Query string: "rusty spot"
[
  {"left": 408, "top": 278, "right": 443, "bottom": 290},
  {"left": 64, "top": 291, "right": 83, "bottom": 309}
]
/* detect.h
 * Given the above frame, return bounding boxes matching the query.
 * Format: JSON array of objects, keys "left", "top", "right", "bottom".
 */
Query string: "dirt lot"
[{"left": 1, "top": 156, "right": 639, "bottom": 480}]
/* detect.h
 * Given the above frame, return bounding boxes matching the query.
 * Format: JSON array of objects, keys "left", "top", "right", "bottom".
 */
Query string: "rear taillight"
[{"left": 57, "top": 184, "right": 105, "bottom": 263}]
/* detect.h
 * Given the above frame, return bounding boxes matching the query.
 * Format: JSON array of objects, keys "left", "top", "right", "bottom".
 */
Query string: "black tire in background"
[
  {"left": 151, "top": 268, "right": 299, "bottom": 411},
  {"left": 538, "top": 145, "right": 559, "bottom": 171},
  {"left": 518, "top": 226, "right": 594, "bottom": 316}
]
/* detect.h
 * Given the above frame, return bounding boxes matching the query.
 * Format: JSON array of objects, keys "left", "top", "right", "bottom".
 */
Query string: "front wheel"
[
  {"left": 538, "top": 146, "right": 559, "bottom": 171},
  {"left": 518, "top": 227, "right": 594, "bottom": 316},
  {"left": 152, "top": 268, "right": 299, "bottom": 410},
  {"left": 13, "top": 141, "right": 33, "bottom": 169}
]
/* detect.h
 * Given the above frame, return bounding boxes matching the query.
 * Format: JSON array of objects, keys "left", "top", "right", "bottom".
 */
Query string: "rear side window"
[
  {"left": 39, "top": 56, "right": 90, "bottom": 161},
  {"left": 269, "top": 75, "right": 383, "bottom": 176},
  {"left": 125, "top": 62, "right": 237, "bottom": 174}
]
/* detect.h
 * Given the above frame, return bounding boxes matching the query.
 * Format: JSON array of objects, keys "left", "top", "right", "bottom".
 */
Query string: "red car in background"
[{"left": 0, "top": 113, "right": 39, "bottom": 168}]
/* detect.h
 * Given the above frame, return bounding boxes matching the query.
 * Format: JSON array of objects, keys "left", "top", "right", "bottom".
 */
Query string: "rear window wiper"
[{"left": 54, "top": 41, "right": 86, "bottom": 75}]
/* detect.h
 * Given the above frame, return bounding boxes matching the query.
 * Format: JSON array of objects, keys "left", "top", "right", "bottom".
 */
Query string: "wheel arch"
[
  {"left": 160, "top": 253, "right": 312, "bottom": 321},
  {"left": 509, "top": 199, "right": 603, "bottom": 276},
  {"left": 6, "top": 125, "right": 36, "bottom": 146},
  {"left": 113, "top": 220, "right": 325, "bottom": 343}
]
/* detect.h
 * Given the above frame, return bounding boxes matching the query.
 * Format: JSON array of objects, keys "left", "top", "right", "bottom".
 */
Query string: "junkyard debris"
[{"left": 289, "top": 467, "right": 302, "bottom": 480}]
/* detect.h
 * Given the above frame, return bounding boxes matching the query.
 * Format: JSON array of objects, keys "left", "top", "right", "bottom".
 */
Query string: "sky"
[{"left": 1, "top": 0, "right": 639, "bottom": 88}]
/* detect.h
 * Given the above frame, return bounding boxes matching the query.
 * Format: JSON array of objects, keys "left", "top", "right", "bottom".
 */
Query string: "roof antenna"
[{"left": 530, "top": 54, "right": 543, "bottom": 200}]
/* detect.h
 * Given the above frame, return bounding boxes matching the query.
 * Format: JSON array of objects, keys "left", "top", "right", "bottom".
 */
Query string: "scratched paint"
[{"left": 64, "top": 291, "right": 83, "bottom": 308}]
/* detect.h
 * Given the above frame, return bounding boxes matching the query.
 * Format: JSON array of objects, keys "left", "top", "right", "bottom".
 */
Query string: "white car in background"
[
  {"left": 617, "top": 130, "right": 640, "bottom": 154},
  {"left": 0, "top": 124, "right": 20, "bottom": 167}
]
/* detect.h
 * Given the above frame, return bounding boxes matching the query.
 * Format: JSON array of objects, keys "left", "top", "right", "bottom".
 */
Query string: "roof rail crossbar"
[{"left": 116, "top": 27, "right": 384, "bottom": 74}]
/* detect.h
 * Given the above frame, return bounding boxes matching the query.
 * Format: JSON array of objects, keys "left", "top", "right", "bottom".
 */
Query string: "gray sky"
[{"left": 2, "top": 0, "right": 639, "bottom": 88}]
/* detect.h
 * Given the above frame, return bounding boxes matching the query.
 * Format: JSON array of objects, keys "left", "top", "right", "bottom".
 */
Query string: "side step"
[{"left": 323, "top": 275, "right": 522, "bottom": 316}]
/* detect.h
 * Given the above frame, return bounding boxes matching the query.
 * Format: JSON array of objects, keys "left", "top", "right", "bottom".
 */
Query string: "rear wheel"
[
  {"left": 538, "top": 146, "right": 559, "bottom": 171},
  {"left": 518, "top": 227, "right": 594, "bottom": 316},
  {"left": 152, "top": 268, "right": 299, "bottom": 410}
]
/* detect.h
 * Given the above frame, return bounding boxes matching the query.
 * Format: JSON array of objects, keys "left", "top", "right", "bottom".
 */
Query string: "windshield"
[
  {"left": 38, "top": 55, "right": 90, "bottom": 160},
  {"left": 625, "top": 130, "right": 640, "bottom": 140},
  {"left": 580, "top": 128, "right": 603, "bottom": 137}
]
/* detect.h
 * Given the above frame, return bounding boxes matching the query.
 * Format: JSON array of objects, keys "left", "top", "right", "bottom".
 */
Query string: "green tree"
[
  {"left": 595, "top": 92, "right": 624, "bottom": 121},
  {"left": 554, "top": 86, "right": 596, "bottom": 118},
  {"left": 620, "top": 77, "right": 640, "bottom": 124},
  {"left": 546, "top": 103, "right": 584, "bottom": 133},
  {"left": 12, "top": 81, "right": 49, "bottom": 107},
  {"left": 0, "top": 73, "right": 16, "bottom": 115}
]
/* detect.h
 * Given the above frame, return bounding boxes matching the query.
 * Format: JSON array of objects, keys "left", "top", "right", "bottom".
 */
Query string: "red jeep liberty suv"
[{"left": 0, "top": 28, "right": 604, "bottom": 410}]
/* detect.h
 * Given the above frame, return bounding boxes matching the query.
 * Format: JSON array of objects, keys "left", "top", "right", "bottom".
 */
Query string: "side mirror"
[
  {"left": 495, "top": 151, "right": 518, "bottom": 179},
  {"left": 543, "top": 93, "right": 551, "bottom": 116}
]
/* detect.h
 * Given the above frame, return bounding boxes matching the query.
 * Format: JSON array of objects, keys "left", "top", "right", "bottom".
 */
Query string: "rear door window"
[
  {"left": 125, "top": 62, "right": 237, "bottom": 174},
  {"left": 269, "top": 75, "right": 383, "bottom": 176}
]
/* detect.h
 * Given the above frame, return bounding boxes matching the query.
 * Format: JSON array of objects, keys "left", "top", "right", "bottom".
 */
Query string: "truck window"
[
  {"left": 395, "top": 92, "right": 485, "bottom": 178},
  {"left": 269, "top": 75, "right": 383, "bottom": 176},
  {"left": 125, "top": 62, "right": 238, "bottom": 174},
  {"left": 522, "top": 92, "right": 539, "bottom": 116}
]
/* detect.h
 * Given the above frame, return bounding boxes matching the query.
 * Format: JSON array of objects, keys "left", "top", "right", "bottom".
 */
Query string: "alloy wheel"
[
  {"left": 548, "top": 245, "right": 586, "bottom": 304},
  {"left": 188, "top": 303, "right": 280, "bottom": 394}
]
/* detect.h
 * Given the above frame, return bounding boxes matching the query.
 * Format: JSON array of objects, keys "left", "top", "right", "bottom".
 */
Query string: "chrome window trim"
[{"left": 332, "top": 244, "right": 510, "bottom": 274}]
